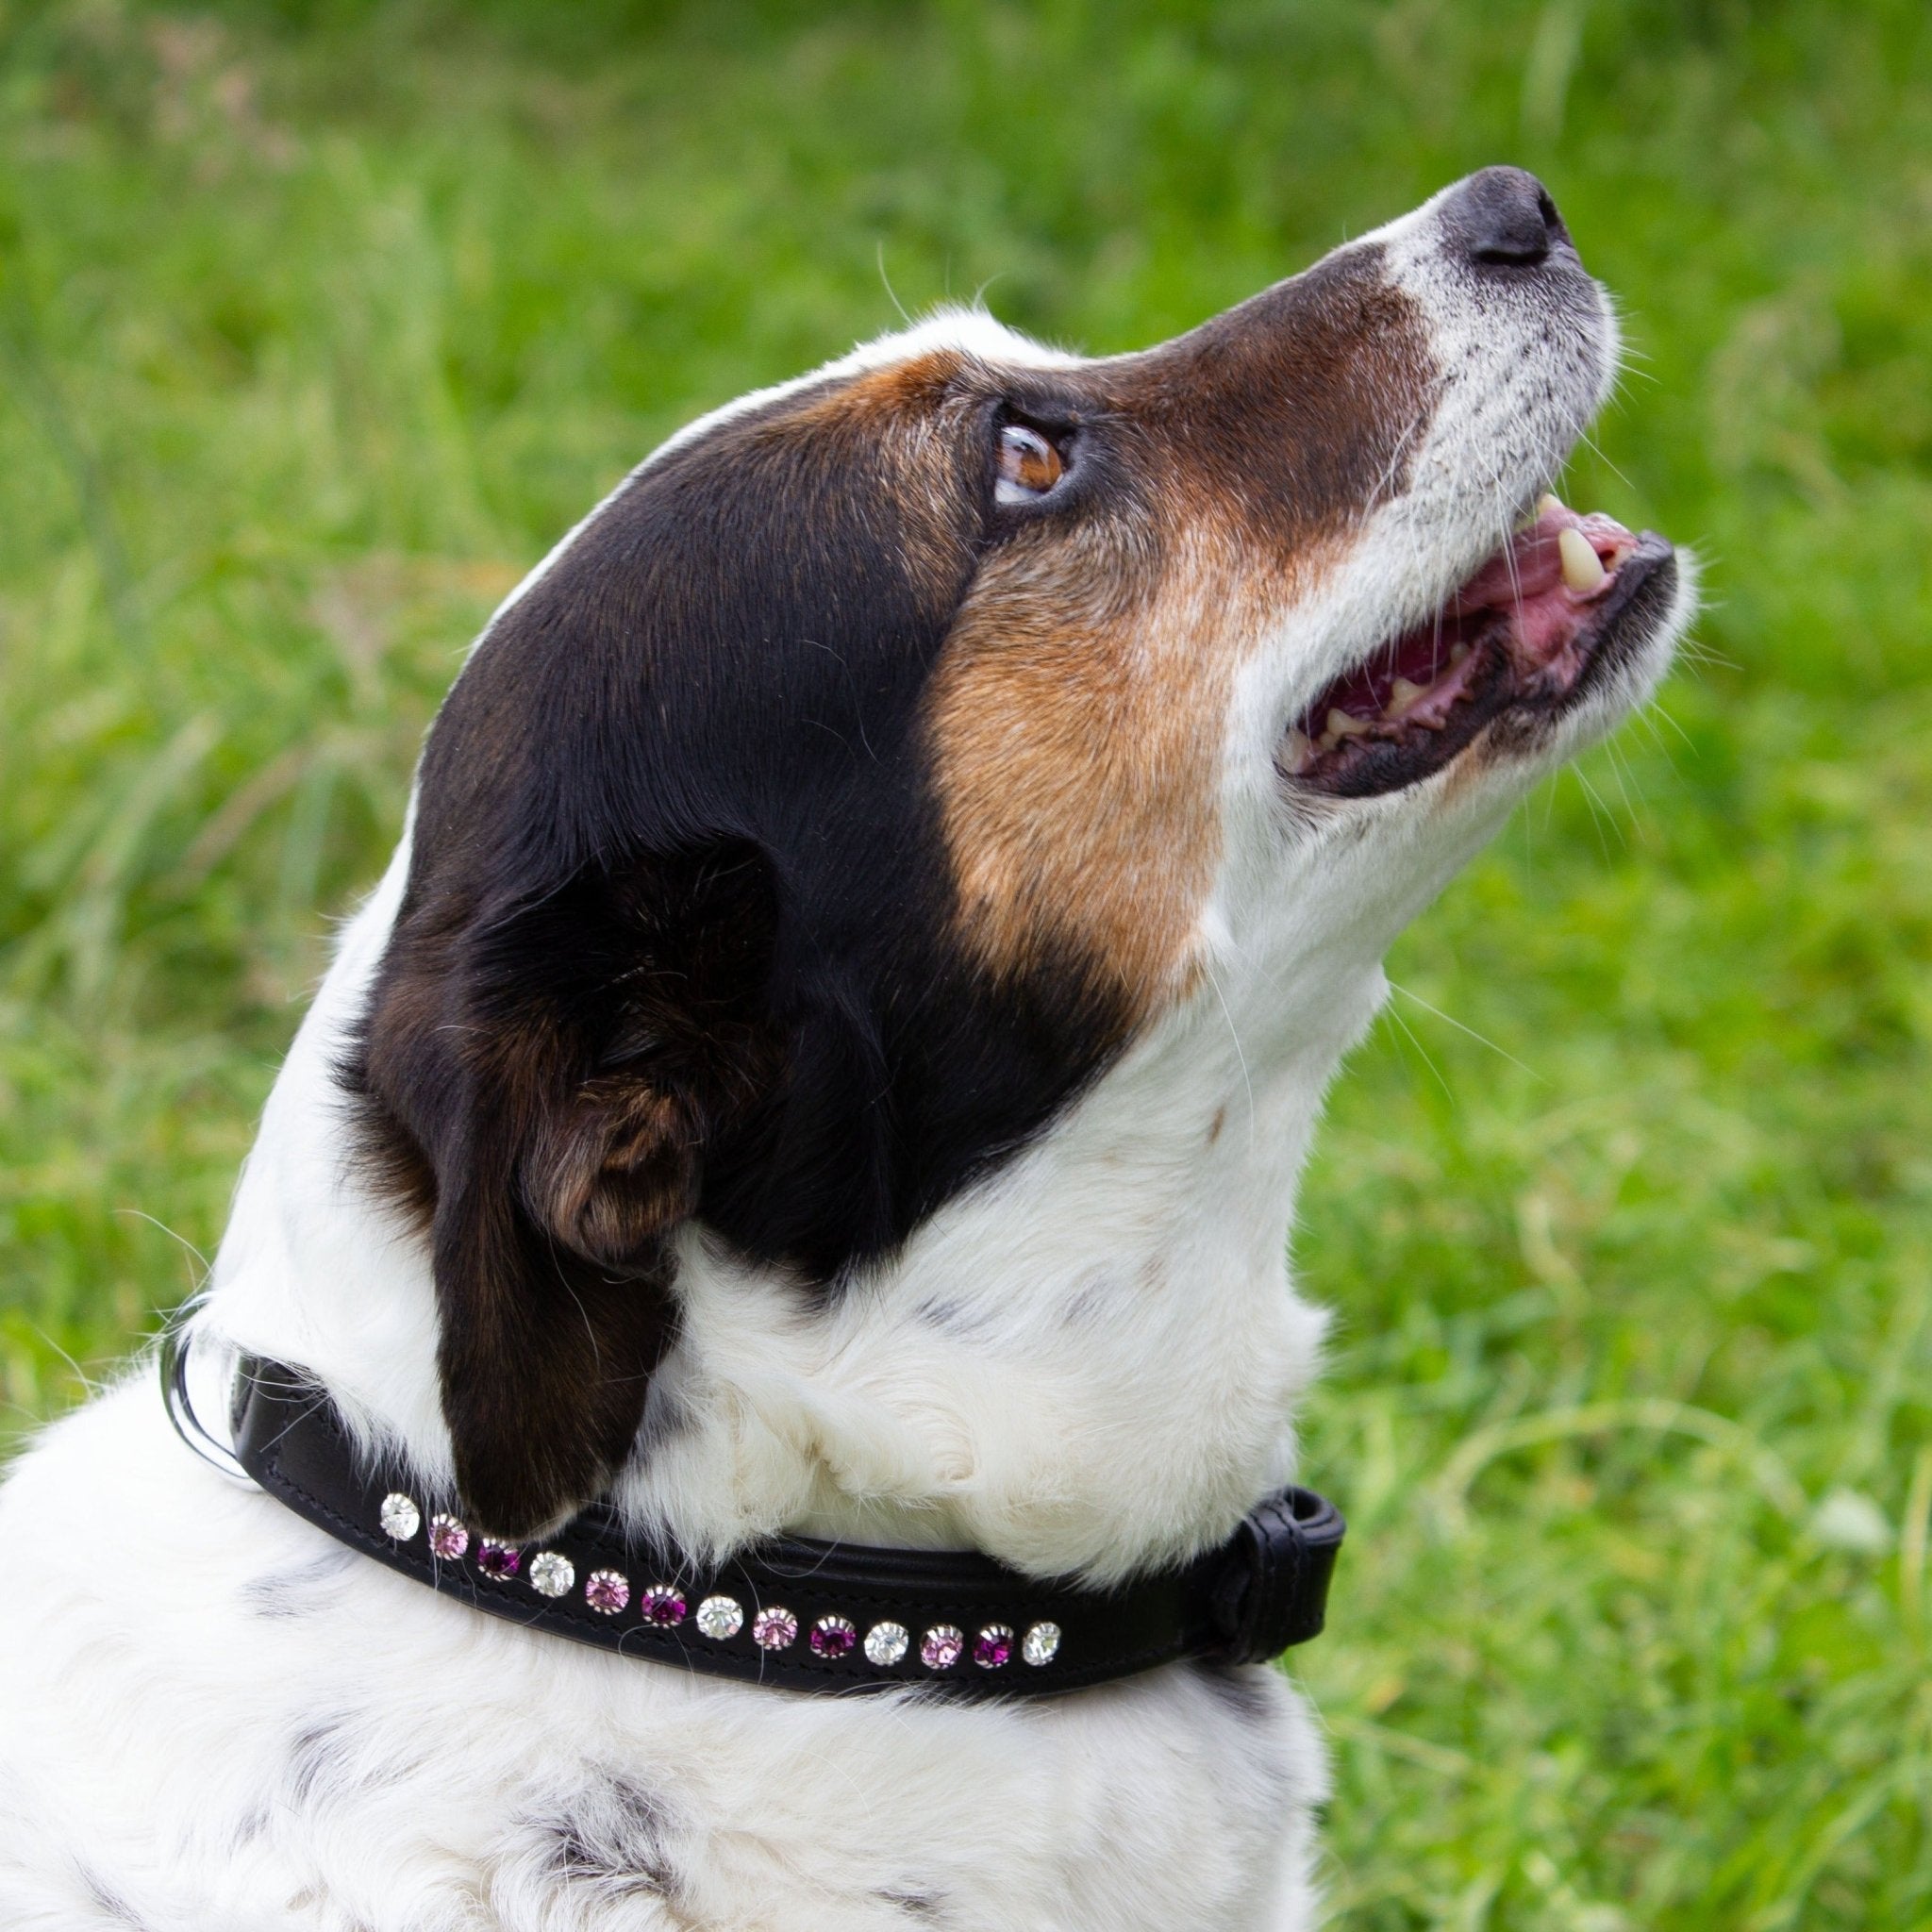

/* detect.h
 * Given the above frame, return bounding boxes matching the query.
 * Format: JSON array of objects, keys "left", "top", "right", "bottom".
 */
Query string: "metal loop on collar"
[{"left": 158, "top": 1313, "right": 254, "bottom": 1488}]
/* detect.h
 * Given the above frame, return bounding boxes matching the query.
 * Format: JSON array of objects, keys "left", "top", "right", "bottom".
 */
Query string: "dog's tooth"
[
  {"left": 1283, "top": 727, "right": 1315, "bottom": 774},
  {"left": 1558, "top": 525, "right": 1607, "bottom": 592},
  {"left": 1388, "top": 676, "right": 1428, "bottom": 715},
  {"left": 1325, "top": 708, "right": 1373, "bottom": 740},
  {"left": 1449, "top": 641, "right": 1471, "bottom": 665},
  {"left": 1536, "top": 492, "right": 1562, "bottom": 520}
]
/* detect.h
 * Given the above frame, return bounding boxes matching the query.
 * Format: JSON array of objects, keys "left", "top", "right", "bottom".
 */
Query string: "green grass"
[{"left": 2, "top": 1, "right": 1929, "bottom": 1924}]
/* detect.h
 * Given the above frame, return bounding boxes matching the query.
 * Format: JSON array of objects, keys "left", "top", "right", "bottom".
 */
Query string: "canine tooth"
[
  {"left": 1536, "top": 492, "right": 1562, "bottom": 520},
  {"left": 1388, "top": 676, "right": 1428, "bottom": 714},
  {"left": 1283, "top": 727, "right": 1314, "bottom": 774},
  {"left": 1449, "top": 641, "right": 1470, "bottom": 665},
  {"left": 1558, "top": 525, "right": 1607, "bottom": 592},
  {"left": 1326, "top": 708, "right": 1373, "bottom": 740}
]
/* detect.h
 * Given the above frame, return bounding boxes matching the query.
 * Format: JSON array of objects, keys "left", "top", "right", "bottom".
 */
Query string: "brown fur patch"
[
  {"left": 925, "top": 251, "right": 1435, "bottom": 1018},
  {"left": 928, "top": 523, "right": 1268, "bottom": 1010}
]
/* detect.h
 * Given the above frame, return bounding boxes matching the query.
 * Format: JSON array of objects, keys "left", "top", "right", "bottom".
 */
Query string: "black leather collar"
[{"left": 193, "top": 1344, "right": 1344, "bottom": 1697}]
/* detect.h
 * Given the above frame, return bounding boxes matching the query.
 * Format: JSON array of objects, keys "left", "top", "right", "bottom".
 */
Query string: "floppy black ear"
[{"left": 349, "top": 842, "right": 779, "bottom": 1538}]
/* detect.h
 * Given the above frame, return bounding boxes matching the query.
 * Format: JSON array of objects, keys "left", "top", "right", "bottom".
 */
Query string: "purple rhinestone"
[
  {"left": 584, "top": 1569, "right": 630, "bottom": 1615},
  {"left": 426, "top": 1513, "right": 469, "bottom": 1560},
  {"left": 475, "top": 1539, "right": 521, "bottom": 1579},
  {"left": 973, "top": 1624, "right": 1014, "bottom": 1669},
  {"left": 751, "top": 1606, "right": 798, "bottom": 1651},
  {"left": 920, "top": 1624, "right": 964, "bottom": 1671},
  {"left": 638, "top": 1584, "right": 687, "bottom": 1628},
  {"left": 810, "top": 1614, "right": 858, "bottom": 1657}
]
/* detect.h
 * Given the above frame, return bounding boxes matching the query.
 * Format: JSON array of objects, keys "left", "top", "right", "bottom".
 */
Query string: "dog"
[{"left": 0, "top": 167, "right": 1690, "bottom": 1930}]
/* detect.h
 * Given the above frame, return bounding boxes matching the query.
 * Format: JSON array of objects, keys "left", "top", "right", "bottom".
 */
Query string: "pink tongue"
[{"left": 1452, "top": 508, "right": 1634, "bottom": 665}]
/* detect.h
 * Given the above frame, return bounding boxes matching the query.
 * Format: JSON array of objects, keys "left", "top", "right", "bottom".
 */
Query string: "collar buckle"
[{"left": 1209, "top": 1485, "right": 1347, "bottom": 1664}]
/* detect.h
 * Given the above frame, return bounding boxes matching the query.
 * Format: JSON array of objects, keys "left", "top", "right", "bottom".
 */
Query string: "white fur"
[{"left": 0, "top": 189, "right": 1688, "bottom": 1930}]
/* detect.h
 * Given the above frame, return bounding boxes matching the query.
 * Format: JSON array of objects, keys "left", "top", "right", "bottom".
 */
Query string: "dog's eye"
[{"left": 994, "top": 424, "right": 1065, "bottom": 505}]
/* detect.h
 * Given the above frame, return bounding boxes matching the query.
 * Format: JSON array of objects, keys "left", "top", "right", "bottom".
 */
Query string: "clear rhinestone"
[
  {"left": 584, "top": 1569, "right": 630, "bottom": 1614},
  {"left": 475, "top": 1538, "right": 521, "bottom": 1579},
  {"left": 864, "top": 1621, "right": 909, "bottom": 1667},
  {"left": 638, "top": 1584, "right": 687, "bottom": 1627},
  {"left": 1022, "top": 1621, "right": 1061, "bottom": 1667},
  {"left": 973, "top": 1624, "right": 1014, "bottom": 1669},
  {"left": 751, "top": 1606, "right": 798, "bottom": 1650},
  {"left": 426, "top": 1513, "right": 469, "bottom": 1560},
  {"left": 695, "top": 1594, "right": 743, "bottom": 1641},
  {"left": 528, "top": 1551, "right": 575, "bottom": 1598},
  {"left": 378, "top": 1493, "right": 420, "bottom": 1541},
  {"left": 810, "top": 1614, "right": 857, "bottom": 1658},
  {"left": 920, "top": 1624, "right": 963, "bottom": 1671}
]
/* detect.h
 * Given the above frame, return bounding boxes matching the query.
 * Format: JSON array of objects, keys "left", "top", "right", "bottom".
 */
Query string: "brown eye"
[{"left": 994, "top": 424, "right": 1065, "bottom": 505}]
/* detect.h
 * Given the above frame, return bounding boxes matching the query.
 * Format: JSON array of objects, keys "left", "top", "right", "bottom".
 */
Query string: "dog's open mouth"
[{"left": 1284, "top": 497, "right": 1674, "bottom": 797}]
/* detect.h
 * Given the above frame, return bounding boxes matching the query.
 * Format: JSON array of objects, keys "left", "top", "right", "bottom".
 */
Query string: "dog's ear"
[{"left": 351, "top": 843, "right": 779, "bottom": 1538}]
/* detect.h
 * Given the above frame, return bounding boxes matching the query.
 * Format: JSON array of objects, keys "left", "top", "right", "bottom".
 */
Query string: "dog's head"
[{"left": 346, "top": 168, "right": 1689, "bottom": 1536}]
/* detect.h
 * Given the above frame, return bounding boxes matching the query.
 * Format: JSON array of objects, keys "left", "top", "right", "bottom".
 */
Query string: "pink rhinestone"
[
  {"left": 584, "top": 1569, "right": 630, "bottom": 1615},
  {"left": 475, "top": 1539, "right": 520, "bottom": 1579},
  {"left": 426, "top": 1513, "right": 469, "bottom": 1560},
  {"left": 751, "top": 1606, "right": 798, "bottom": 1651},
  {"left": 810, "top": 1614, "right": 857, "bottom": 1657},
  {"left": 638, "top": 1584, "right": 687, "bottom": 1627},
  {"left": 920, "top": 1624, "right": 964, "bottom": 1671},
  {"left": 973, "top": 1624, "right": 1014, "bottom": 1669}
]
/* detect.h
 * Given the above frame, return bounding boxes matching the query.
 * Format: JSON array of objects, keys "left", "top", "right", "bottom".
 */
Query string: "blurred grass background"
[{"left": 1, "top": 0, "right": 1928, "bottom": 1924}]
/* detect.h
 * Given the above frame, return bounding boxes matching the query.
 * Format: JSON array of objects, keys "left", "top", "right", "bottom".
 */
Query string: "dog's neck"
[{"left": 201, "top": 830, "right": 1386, "bottom": 1585}]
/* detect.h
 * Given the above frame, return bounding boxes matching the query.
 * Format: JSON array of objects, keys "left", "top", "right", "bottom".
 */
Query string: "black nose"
[{"left": 1441, "top": 166, "right": 1570, "bottom": 267}]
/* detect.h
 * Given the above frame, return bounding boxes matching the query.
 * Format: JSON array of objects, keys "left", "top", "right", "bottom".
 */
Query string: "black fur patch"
[
  {"left": 545, "top": 1775, "right": 679, "bottom": 1900},
  {"left": 876, "top": 1883, "right": 947, "bottom": 1916},
  {"left": 285, "top": 1712, "right": 362, "bottom": 1808},
  {"left": 342, "top": 359, "right": 1128, "bottom": 1533},
  {"left": 240, "top": 1546, "right": 356, "bottom": 1619},
  {"left": 77, "top": 1865, "right": 150, "bottom": 1930},
  {"left": 1195, "top": 1659, "right": 1281, "bottom": 1724}
]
